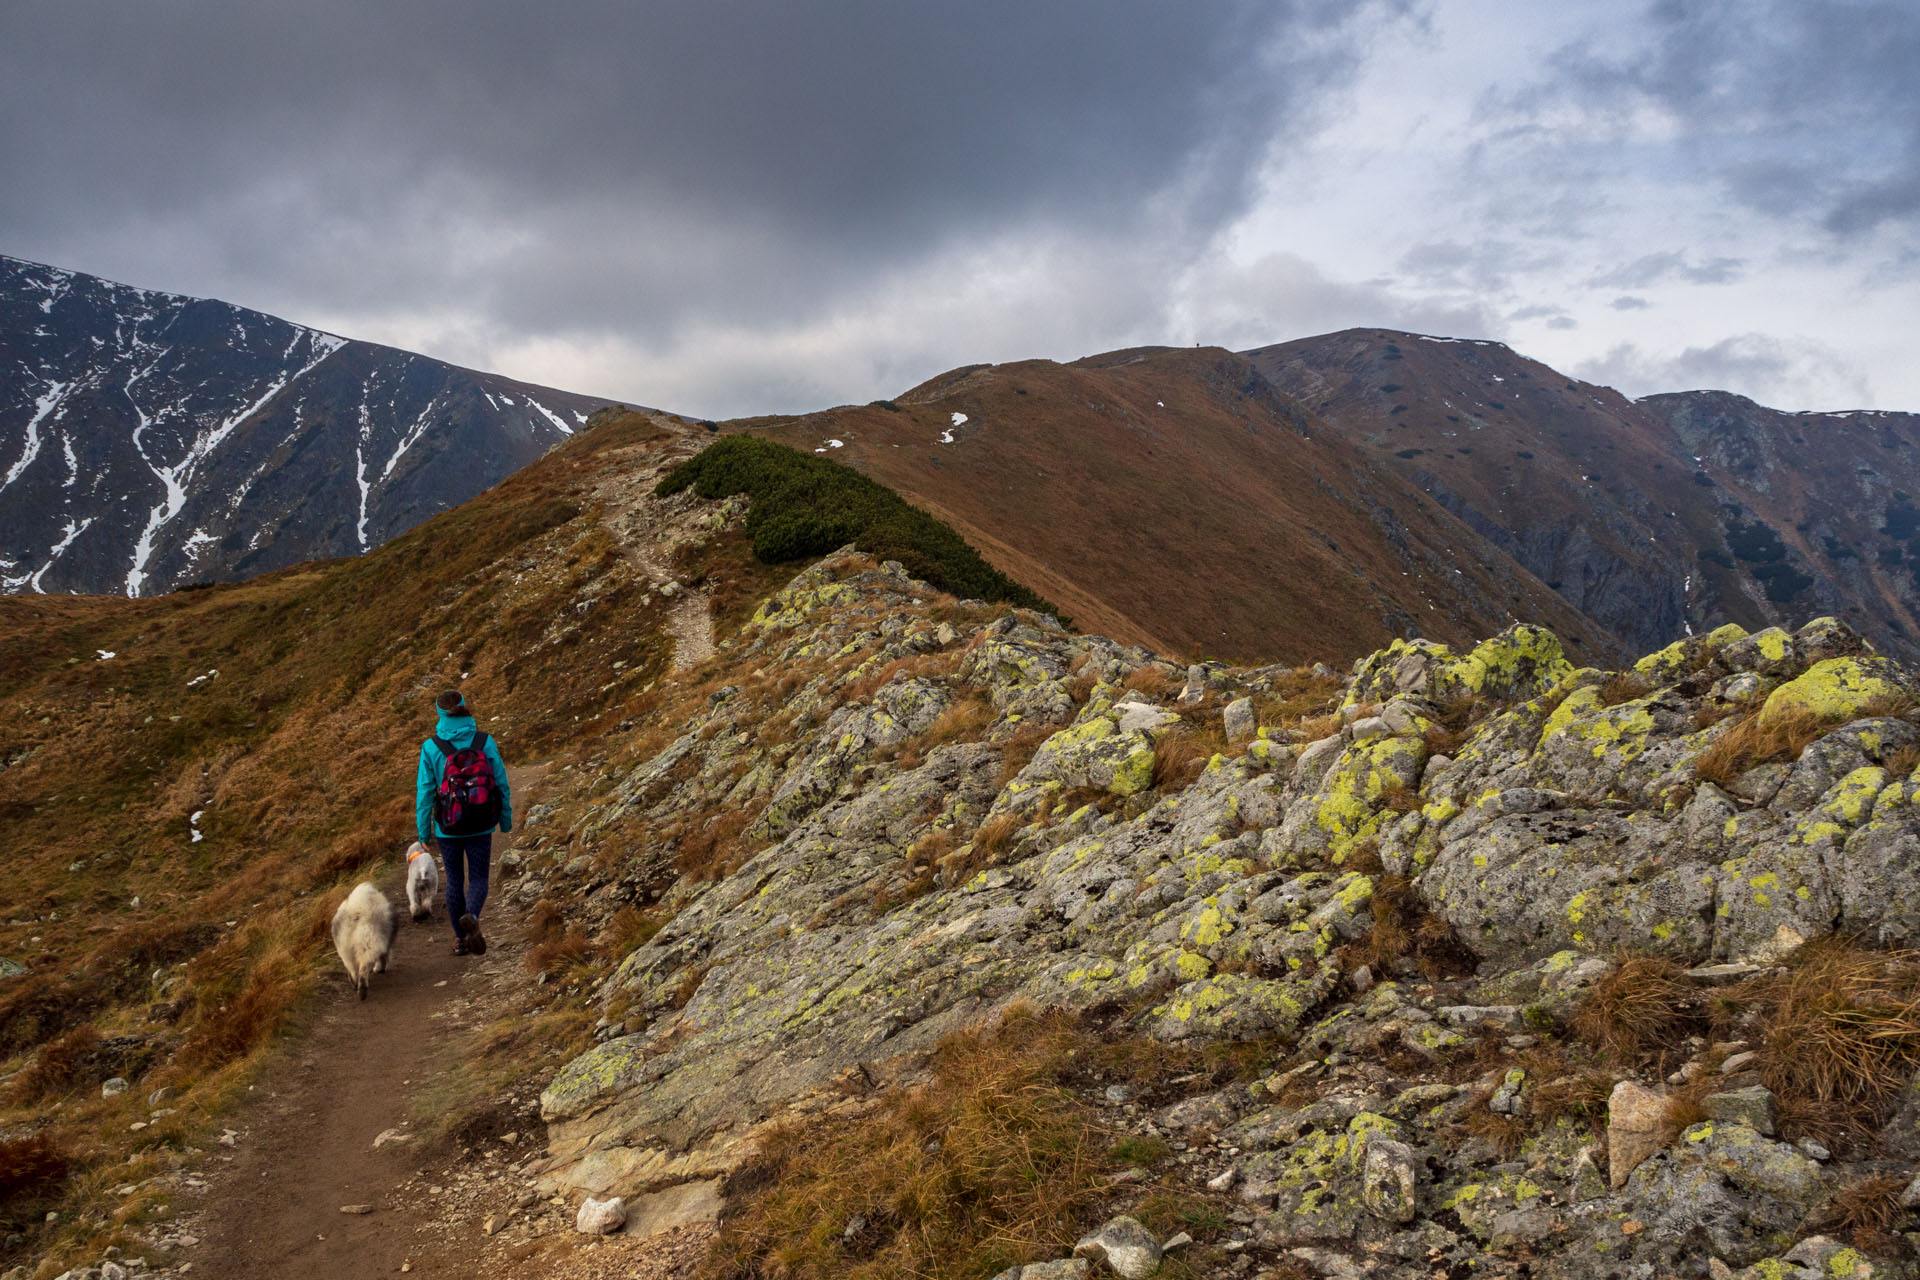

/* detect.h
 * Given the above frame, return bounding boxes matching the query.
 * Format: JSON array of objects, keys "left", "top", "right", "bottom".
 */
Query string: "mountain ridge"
[{"left": 0, "top": 254, "right": 630, "bottom": 597}]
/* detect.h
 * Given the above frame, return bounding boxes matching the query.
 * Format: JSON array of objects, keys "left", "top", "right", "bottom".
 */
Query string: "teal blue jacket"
[{"left": 416, "top": 711, "right": 512, "bottom": 843}]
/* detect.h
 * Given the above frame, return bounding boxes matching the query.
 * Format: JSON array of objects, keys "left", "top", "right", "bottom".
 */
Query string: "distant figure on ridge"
[{"left": 416, "top": 689, "right": 512, "bottom": 956}]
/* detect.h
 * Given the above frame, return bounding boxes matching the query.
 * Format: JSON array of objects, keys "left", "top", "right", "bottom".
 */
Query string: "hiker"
[{"left": 416, "top": 690, "right": 512, "bottom": 956}]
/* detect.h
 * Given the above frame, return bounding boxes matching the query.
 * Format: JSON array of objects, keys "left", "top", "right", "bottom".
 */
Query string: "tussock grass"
[
  {"left": 918, "top": 693, "right": 995, "bottom": 751},
  {"left": 0, "top": 1134, "right": 71, "bottom": 1233},
  {"left": 995, "top": 721, "right": 1059, "bottom": 787},
  {"left": 1296, "top": 712, "right": 1342, "bottom": 743},
  {"left": 1523, "top": 1053, "right": 1614, "bottom": 1132},
  {"left": 1814, "top": 1172, "right": 1911, "bottom": 1243},
  {"left": 1121, "top": 665, "right": 1183, "bottom": 700},
  {"left": 843, "top": 653, "right": 954, "bottom": 704},
  {"left": 959, "top": 814, "right": 1023, "bottom": 879},
  {"left": 697, "top": 1007, "right": 1119, "bottom": 1280},
  {"left": 1152, "top": 728, "right": 1220, "bottom": 791},
  {"left": 1595, "top": 671, "right": 1654, "bottom": 707},
  {"left": 1694, "top": 706, "right": 1831, "bottom": 787},
  {"left": 1885, "top": 743, "right": 1920, "bottom": 779},
  {"left": 1572, "top": 954, "right": 1702, "bottom": 1067},
  {"left": 675, "top": 809, "right": 757, "bottom": 881},
  {"left": 1354, "top": 875, "right": 1476, "bottom": 979},
  {"left": 1729, "top": 938, "right": 1920, "bottom": 1148}
]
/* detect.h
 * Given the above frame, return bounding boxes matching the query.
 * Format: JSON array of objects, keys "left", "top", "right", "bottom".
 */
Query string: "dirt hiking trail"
[{"left": 177, "top": 765, "right": 707, "bottom": 1279}]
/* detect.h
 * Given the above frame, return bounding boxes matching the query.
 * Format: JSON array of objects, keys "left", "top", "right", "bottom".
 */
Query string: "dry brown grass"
[
  {"left": 6, "top": 1027, "right": 104, "bottom": 1105},
  {"left": 669, "top": 963, "right": 711, "bottom": 1011},
  {"left": 1885, "top": 743, "right": 1920, "bottom": 779},
  {"left": 1461, "top": 1102, "right": 1528, "bottom": 1159},
  {"left": 600, "top": 905, "right": 667, "bottom": 957},
  {"left": 176, "top": 930, "right": 307, "bottom": 1070},
  {"left": 526, "top": 929, "right": 592, "bottom": 977},
  {"left": 1355, "top": 875, "right": 1476, "bottom": 979},
  {"left": 1694, "top": 706, "right": 1831, "bottom": 787},
  {"left": 920, "top": 693, "right": 996, "bottom": 751},
  {"left": 1595, "top": 671, "right": 1654, "bottom": 707},
  {"left": 1122, "top": 665, "right": 1183, "bottom": 700},
  {"left": 1572, "top": 954, "right": 1703, "bottom": 1067},
  {"left": 995, "top": 721, "right": 1059, "bottom": 787},
  {"left": 675, "top": 809, "right": 755, "bottom": 880},
  {"left": 1813, "top": 1172, "right": 1911, "bottom": 1243},
  {"left": 1296, "top": 712, "right": 1342, "bottom": 743},
  {"left": 1728, "top": 938, "right": 1920, "bottom": 1148},
  {"left": 843, "top": 653, "right": 951, "bottom": 703},
  {"left": 1151, "top": 728, "right": 1220, "bottom": 791},
  {"left": 1253, "top": 669, "right": 1342, "bottom": 725},
  {"left": 696, "top": 1007, "right": 1119, "bottom": 1280},
  {"left": 1526, "top": 1056, "right": 1615, "bottom": 1132},
  {"left": 526, "top": 897, "right": 566, "bottom": 943},
  {"left": 967, "top": 814, "right": 1023, "bottom": 868},
  {"left": 1658, "top": 1079, "right": 1713, "bottom": 1145},
  {"left": 0, "top": 1134, "right": 70, "bottom": 1231},
  {"left": 1377, "top": 779, "right": 1422, "bottom": 813}
]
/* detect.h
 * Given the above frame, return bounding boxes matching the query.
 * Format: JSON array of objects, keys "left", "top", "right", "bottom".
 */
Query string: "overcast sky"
[{"left": 3, "top": 0, "right": 1916, "bottom": 418}]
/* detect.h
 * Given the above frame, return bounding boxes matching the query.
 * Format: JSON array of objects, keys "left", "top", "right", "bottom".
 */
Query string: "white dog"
[
  {"left": 332, "top": 882, "right": 398, "bottom": 1000},
  {"left": 405, "top": 841, "right": 440, "bottom": 922}
]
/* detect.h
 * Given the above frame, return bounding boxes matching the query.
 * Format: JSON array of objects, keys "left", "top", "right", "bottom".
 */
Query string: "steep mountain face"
[
  {"left": 0, "top": 255, "right": 620, "bottom": 596},
  {"left": 732, "top": 346, "right": 1618, "bottom": 669},
  {"left": 1247, "top": 329, "right": 1920, "bottom": 662}
]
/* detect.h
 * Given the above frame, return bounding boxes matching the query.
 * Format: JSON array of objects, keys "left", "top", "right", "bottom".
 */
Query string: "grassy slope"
[
  {"left": 0, "top": 406, "right": 1077, "bottom": 1269},
  {"left": 0, "top": 410, "right": 701, "bottom": 1262},
  {"left": 731, "top": 346, "right": 1615, "bottom": 668}
]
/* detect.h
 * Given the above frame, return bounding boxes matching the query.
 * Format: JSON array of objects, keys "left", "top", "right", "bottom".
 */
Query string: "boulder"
[
  {"left": 1607, "top": 1081, "right": 1671, "bottom": 1187},
  {"left": 1223, "top": 697, "right": 1255, "bottom": 745},
  {"left": 1073, "top": 1215, "right": 1162, "bottom": 1277},
  {"left": 575, "top": 1195, "right": 627, "bottom": 1234},
  {"left": 1360, "top": 1137, "right": 1419, "bottom": 1222}
]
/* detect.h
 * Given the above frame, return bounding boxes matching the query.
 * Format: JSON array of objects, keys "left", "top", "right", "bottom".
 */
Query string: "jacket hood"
[{"left": 434, "top": 710, "right": 480, "bottom": 746}]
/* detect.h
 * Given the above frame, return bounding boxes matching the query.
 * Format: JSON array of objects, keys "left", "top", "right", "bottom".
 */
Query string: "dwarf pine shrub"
[{"left": 656, "top": 436, "right": 1060, "bottom": 615}]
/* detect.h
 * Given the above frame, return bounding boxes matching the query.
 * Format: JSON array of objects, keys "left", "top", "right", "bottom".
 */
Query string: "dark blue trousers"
[{"left": 436, "top": 833, "right": 492, "bottom": 933}]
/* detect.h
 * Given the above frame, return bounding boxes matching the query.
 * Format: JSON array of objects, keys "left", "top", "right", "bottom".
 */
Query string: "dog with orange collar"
[{"left": 405, "top": 840, "right": 440, "bottom": 922}]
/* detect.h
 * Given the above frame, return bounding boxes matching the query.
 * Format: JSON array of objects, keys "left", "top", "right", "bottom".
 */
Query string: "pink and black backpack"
[{"left": 433, "top": 733, "right": 500, "bottom": 835}]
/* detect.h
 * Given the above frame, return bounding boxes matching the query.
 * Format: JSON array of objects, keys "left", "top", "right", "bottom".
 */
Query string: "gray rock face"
[{"left": 518, "top": 560, "right": 1920, "bottom": 1279}]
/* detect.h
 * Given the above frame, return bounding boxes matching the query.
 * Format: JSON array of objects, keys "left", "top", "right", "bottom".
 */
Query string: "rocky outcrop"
[{"left": 511, "top": 550, "right": 1920, "bottom": 1278}]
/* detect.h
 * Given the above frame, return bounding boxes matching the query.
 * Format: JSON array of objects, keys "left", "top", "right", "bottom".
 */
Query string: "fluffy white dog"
[
  {"left": 405, "top": 840, "right": 440, "bottom": 922},
  {"left": 331, "top": 882, "right": 398, "bottom": 1000}
]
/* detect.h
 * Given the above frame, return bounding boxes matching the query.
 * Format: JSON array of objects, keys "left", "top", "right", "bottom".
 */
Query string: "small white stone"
[{"left": 576, "top": 1196, "right": 626, "bottom": 1235}]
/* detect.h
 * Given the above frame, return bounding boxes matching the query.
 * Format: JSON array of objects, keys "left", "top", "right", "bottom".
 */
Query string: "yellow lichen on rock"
[{"left": 1759, "top": 657, "right": 1907, "bottom": 727}]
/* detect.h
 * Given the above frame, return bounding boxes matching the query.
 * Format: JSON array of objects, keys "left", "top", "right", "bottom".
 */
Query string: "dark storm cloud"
[
  {"left": 1538, "top": 0, "right": 1920, "bottom": 237},
  {"left": 0, "top": 1, "right": 1406, "bottom": 363}
]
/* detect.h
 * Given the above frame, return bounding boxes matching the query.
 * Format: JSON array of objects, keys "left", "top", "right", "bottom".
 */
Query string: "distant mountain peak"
[{"left": 0, "top": 256, "right": 626, "bottom": 596}]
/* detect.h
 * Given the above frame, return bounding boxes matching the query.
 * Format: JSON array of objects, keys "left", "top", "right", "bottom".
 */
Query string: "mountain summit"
[{"left": 0, "top": 255, "right": 622, "bottom": 596}]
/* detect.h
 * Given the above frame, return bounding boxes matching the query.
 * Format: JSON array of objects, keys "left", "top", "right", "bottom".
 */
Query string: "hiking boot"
[
  {"left": 451, "top": 941, "right": 471, "bottom": 957},
  {"left": 460, "top": 914, "right": 486, "bottom": 956}
]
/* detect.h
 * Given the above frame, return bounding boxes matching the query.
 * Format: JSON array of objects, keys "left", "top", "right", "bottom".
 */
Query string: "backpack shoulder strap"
[
  {"left": 432, "top": 736, "right": 453, "bottom": 758},
  {"left": 472, "top": 732, "right": 488, "bottom": 754}
]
